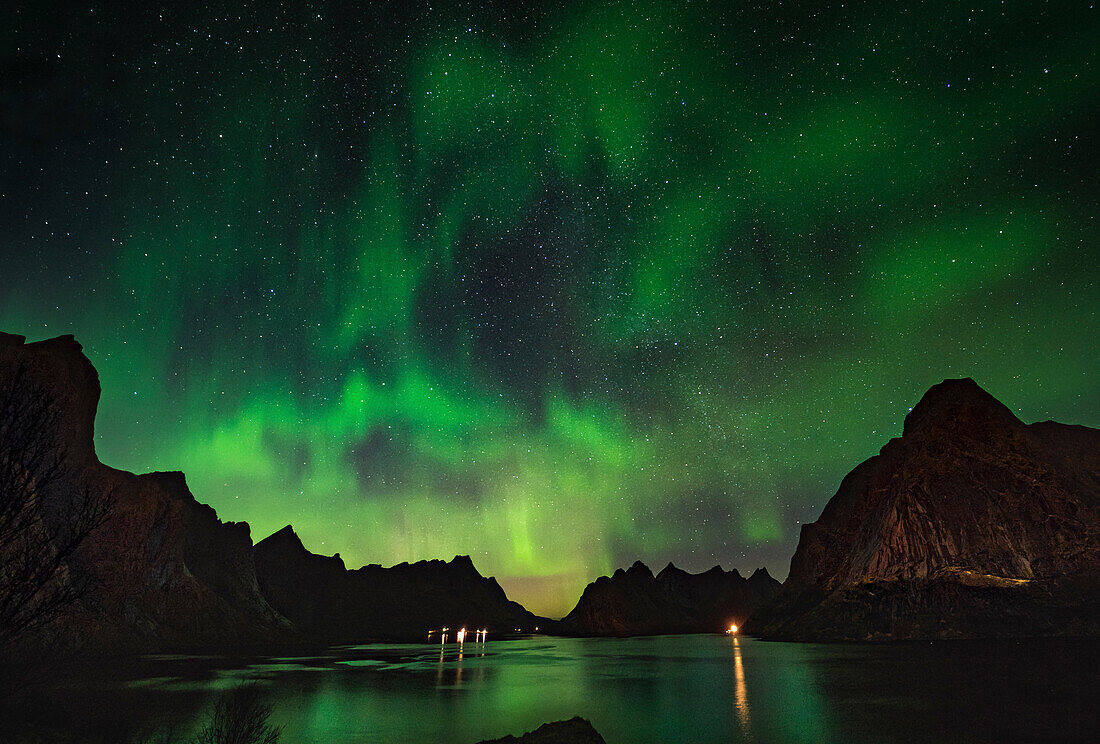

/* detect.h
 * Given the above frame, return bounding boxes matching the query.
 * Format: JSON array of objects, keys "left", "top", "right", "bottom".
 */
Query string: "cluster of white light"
[{"left": 427, "top": 627, "right": 488, "bottom": 643}]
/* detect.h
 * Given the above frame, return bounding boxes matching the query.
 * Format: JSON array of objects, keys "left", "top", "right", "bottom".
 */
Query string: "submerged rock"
[{"left": 746, "top": 378, "right": 1100, "bottom": 641}]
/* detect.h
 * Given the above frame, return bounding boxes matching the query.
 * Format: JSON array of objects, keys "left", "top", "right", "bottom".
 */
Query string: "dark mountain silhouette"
[
  {"left": 746, "top": 378, "right": 1100, "bottom": 641},
  {"left": 0, "top": 331, "right": 540, "bottom": 651},
  {"left": 253, "top": 524, "right": 541, "bottom": 641},
  {"left": 0, "top": 332, "right": 290, "bottom": 652},
  {"left": 553, "top": 560, "right": 779, "bottom": 636}
]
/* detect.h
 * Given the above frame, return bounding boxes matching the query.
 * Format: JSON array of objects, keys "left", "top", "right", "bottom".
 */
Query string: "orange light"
[{"left": 728, "top": 624, "right": 738, "bottom": 634}]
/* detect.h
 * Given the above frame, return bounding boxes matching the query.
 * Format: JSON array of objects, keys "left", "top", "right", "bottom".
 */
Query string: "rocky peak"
[
  {"left": 610, "top": 560, "right": 655, "bottom": 581},
  {"left": 449, "top": 554, "right": 477, "bottom": 570},
  {"left": 142, "top": 471, "right": 193, "bottom": 501},
  {"left": 745, "top": 379, "right": 1100, "bottom": 641},
  {"left": 902, "top": 377, "right": 1022, "bottom": 438},
  {"left": 263, "top": 525, "right": 305, "bottom": 550},
  {"left": 257, "top": 525, "right": 346, "bottom": 570},
  {"left": 0, "top": 331, "right": 27, "bottom": 348},
  {"left": 748, "top": 567, "right": 772, "bottom": 583},
  {"left": 1, "top": 332, "right": 102, "bottom": 467}
]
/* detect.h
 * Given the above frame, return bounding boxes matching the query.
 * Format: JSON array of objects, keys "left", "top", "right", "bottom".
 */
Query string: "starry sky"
[{"left": 2, "top": 0, "right": 1097, "bottom": 617}]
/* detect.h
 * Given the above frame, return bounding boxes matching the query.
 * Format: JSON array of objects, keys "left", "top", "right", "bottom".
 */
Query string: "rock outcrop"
[
  {"left": 746, "top": 378, "right": 1100, "bottom": 641},
  {"left": 477, "top": 718, "right": 606, "bottom": 744},
  {"left": 254, "top": 524, "right": 542, "bottom": 641},
  {"left": 554, "top": 560, "right": 780, "bottom": 636},
  {"left": 0, "top": 332, "right": 291, "bottom": 652}
]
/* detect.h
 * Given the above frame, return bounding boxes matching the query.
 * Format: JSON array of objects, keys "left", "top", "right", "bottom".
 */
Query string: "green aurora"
[{"left": 2, "top": 0, "right": 1097, "bottom": 616}]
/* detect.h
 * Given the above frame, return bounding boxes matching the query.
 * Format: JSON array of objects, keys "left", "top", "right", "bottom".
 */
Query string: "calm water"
[{"left": 27, "top": 635, "right": 1098, "bottom": 743}]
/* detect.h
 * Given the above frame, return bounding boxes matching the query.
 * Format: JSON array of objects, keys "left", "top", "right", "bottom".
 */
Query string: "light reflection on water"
[
  {"left": 28, "top": 635, "right": 1099, "bottom": 744},
  {"left": 732, "top": 636, "right": 750, "bottom": 734}
]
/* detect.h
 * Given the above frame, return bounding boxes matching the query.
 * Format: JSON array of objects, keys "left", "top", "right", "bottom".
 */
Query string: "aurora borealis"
[{"left": 2, "top": 1, "right": 1097, "bottom": 616}]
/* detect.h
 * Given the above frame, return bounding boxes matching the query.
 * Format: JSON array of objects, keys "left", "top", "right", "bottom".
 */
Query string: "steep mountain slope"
[{"left": 746, "top": 378, "right": 1100, "bottom": 641}]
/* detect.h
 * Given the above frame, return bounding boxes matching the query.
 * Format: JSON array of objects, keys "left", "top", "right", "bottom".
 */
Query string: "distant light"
[{"left": 727, "top": 624, "right": 739, "bottom": 634}]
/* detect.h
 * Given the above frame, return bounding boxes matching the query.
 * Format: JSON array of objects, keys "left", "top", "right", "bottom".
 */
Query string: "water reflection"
[
  {"left": 23, "top": 636, "right": 1096, "bottom": 744},
  {"left": 433, "top": 638, "right": 480, "bottom": 690},
  {"left": 732, "top": 637, "right": 750, "bottom": 733}
]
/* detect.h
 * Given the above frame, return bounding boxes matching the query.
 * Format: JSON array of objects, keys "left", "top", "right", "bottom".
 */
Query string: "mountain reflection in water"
[{"left": 12, "top": 635, "right": 1096, "bottom": 744}]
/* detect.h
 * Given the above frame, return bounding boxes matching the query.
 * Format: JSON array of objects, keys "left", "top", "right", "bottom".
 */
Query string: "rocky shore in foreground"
[{"left": 478, "top": 717, "right": 606, "bottom": 744}]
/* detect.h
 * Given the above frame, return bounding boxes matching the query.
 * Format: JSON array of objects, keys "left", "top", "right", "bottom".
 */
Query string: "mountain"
[
  {"left": 0, "top": 332, "right": 291, "bottom": 652},
  {"left": 745, "top": 378, "right": 1100, "bottom": 641},
  {"left": 253, "top": 524, "right": 542, "bottom": 641},
  {"left": 0, "top": 331, "right": 541, "bottom": 652},
  {"left": 554, "top": 560, "right": 780, "bottom": 636}
]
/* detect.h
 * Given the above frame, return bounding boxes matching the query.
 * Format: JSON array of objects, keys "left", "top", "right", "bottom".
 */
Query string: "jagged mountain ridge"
[
  {"left": 554, "top": 559, "right": 780, "bottom": 636},
  {"left": 11, "top": 333, "right": 1089, "bottom": 647},
  {"left": 253, "top": 524, "right": 542, "bottom": 641},
  {"left": 746, "top": 378, "right": 1100, "bottom": 641}
]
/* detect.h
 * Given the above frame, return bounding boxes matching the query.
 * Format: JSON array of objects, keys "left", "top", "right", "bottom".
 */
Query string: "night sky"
[{"left": 3, "top": 1, "right": 1097, "bottom": 617}]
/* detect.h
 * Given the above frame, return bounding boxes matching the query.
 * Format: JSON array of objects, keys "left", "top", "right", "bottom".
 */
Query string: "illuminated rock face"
[
  {"left": 555, "top": 560, "right": 779, "bottom": 637},
  {"left": 747, "top": 378, "right": 1100, "bottom": 641},
  {"left": 0, "top": 333, "right": 291, "bottom": 652},
  {"left": 253, "top": 525, "right": 541, "bottom": 641}
]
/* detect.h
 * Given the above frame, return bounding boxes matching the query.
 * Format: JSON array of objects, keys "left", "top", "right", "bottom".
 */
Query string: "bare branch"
[{"left": 0, "top": 361, "right": 113, "bottom": 649}]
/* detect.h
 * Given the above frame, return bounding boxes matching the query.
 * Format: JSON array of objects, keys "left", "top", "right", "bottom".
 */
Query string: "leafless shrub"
[
  {"left": 190, "top": 685, "right": 283, "bottom": 744},
  {"left": 0, "top": 362, "right": 111, "bottom": 650}
]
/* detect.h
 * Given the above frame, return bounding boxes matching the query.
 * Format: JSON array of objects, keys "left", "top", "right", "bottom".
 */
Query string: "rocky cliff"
[
  {"left": 746, "top": 378, "right": 1100, "bottom": 641},
  {"left": 0, "top": 332, "right": 291, "bottom": 652},
  {"left": 554, "top": 560, "right": 779, "bottom": 636},
  {"left": 254, "top": 525, "right": 542, "bottom": 641}
]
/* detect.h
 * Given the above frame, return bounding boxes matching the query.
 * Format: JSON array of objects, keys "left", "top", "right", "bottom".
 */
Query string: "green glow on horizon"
[{"left": 2, "top": 0, "right": 1097, "bottom": 617}]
